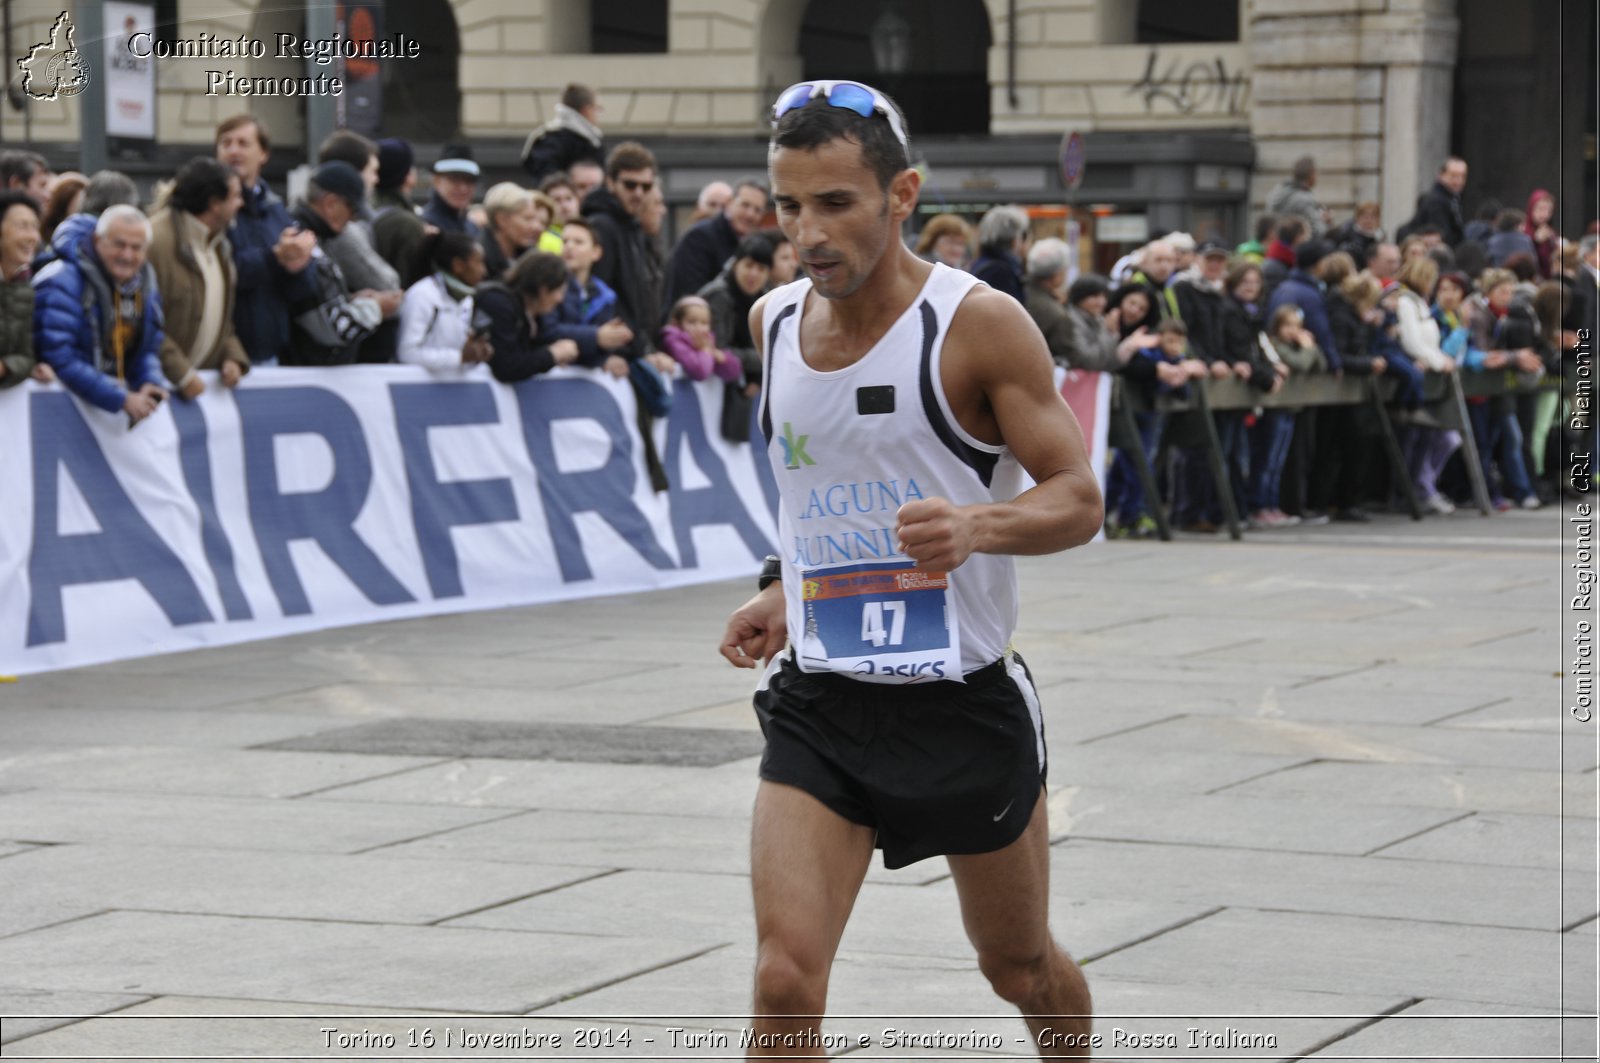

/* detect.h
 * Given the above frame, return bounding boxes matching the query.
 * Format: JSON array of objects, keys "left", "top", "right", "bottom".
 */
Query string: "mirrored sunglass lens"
[
  {"left": 825, "top": 83, "right": 877, "bottom": 118},
  {"left": 774, "top": 83, "right": 816, "bottom": 117}
]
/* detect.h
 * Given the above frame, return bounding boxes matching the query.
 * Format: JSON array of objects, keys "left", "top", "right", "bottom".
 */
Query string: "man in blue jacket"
[
  {"left": 33, "top": 204, "right": 168, "bottom": 422},
  {"left": 215, "top": 114, "right": 318, "bottom": 365}
]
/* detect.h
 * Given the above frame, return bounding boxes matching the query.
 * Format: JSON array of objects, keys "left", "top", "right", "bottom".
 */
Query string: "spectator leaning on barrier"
[
  {"left": 1264, "top": 155, "right": 1329, "bottom": 239},
  {"left": 397, "top": 230, "right": 491, "bottom": 373},
  {"left": 0, "top": 191, "right": 53, "bottom": 389},
  {"left": 1462, "top": 266, "right": 1542, "bottom": 510},
  {"left": 1392, "top": 257, "right": 1463, "bottom": 514},
  {"left": 665, "top": 177, "right": 769, "bottom": 310},
  {"left": 424, "top": 145, "right": 481, "bottom": 238},
  {"left": 147, "top": 157, "right": 250, "bottom": 400},
  {"left": 216, "top": 115, "right": 318, "bottom": 367},
  {"left": 284, "top": 162, "right": 387, "bottom": 366},
  {"left": 971, "top": 205, "right": 1029, "bottom": 303},
  {"left": 476, "top": 250, "right": 579, "bottom": 383},
  {"left": 521, "top": 82, "right": 605, "bottom": 184},
  {"left": 1022, "top": 237, "right": 1075, "bottom": 368},
  {"left": 1261, "top": 217, "right": 1307, "bottom": 296},
  {"left": 33, "top": 204, "right": 168, "bottom": 422},
  {"left": 372, "top": 138, "right": 429, "bottom": 290},
  {"left": 547, "top": 216, "right": 633, "bottom": 371},
  {"left": 1236, "top": 214, "right": 1276, "bottom": 265}
]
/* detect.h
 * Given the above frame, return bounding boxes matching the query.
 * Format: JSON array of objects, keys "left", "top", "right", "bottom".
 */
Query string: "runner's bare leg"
[
  {"left": 947, "top": 791, "right": 1093, "bottom": 1058},
  {"left": 748, "top": 780, "right": 875, "bottom": 1059}
]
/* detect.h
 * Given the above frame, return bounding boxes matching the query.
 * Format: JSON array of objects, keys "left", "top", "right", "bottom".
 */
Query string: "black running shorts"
[{"left": 753, "top": 652, "right": 1047, "bottom": 869}]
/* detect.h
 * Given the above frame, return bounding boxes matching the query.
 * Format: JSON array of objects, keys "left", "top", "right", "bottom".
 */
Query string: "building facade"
[{"left": 3, "top": 0, "right": 1590, "bottom": 254}]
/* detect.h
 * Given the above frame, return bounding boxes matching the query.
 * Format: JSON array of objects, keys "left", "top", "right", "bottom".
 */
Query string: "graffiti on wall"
[{"left": 1127, "top": 49, "right": 1249, "bottom": 116}]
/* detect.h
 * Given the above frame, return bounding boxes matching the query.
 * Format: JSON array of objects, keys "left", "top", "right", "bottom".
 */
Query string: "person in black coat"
[
  {"left": 520, "top": 84, "right": 605, "bottom": 184},
  {"left": 475, "top": 250, "right": 578, "bottom": 383},
  {"left": 1401, "top": 157, "right": 1467, "bottom": 248},
  {"left": 971, "top": 205, "right": 1029, "bottom": 303},
  {"left": 582, "top": 142, "right": 663, "bottom": 361},
  {"left": 663, "top": 178, "right": 769, "bottom": 311}
]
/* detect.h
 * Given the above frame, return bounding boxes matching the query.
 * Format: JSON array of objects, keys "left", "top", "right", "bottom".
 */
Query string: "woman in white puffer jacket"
[{"left": 398, "top": 231, "right": 492, "bottom": 372}]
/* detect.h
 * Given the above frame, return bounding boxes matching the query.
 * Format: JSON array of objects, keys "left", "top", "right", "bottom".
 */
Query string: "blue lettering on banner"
[
  {"left": 664, "top": 380, "right": 773, "bottom": 567},
  {"left": 515, "top": 377, "right": 675, "bottom": 582},
  {"left": 26, "top": 392, "right": 213, "bottom": 646},
  {"left": 169, "top": 399, "right": 253, "bottom": 621},
  {"left": 389, "top": 382, "right": 519, "bottom": 599},
  {"left": 748, "top": 395, "right": 780, "bottom": 520},
  {"left": 236, "top": 387, "right": 416, "bottom": 615}
]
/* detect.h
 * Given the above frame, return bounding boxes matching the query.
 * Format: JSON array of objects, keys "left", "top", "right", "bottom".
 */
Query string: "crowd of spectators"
[
  {"left": 1, "top": 114, "right": 1592, "bottom": 523},
  {"left": 1010, "top": 154, "right": 1595, "bottom": 536}
]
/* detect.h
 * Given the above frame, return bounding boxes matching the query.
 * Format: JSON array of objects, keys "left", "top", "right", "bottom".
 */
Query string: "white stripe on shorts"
[{"left": 1005, "top": 653, "right": 1045, "bottom": 772}]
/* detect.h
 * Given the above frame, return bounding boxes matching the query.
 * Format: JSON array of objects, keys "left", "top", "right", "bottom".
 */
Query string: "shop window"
[
  {"left": 1136, "top": 0, "right": 1238, "bottom": 44},
  {"left": 592, "top": 0, "right": 667, "bottom": 53}
]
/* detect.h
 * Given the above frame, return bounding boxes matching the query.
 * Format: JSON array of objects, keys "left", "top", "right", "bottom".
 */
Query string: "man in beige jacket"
[{"left": 148, "top": 156, "right": 250, "bottom": 399}]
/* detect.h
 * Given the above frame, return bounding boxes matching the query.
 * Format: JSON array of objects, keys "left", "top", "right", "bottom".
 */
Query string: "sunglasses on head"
[
  {"left": 619, "top": 178, "right": 654, "bottom": 193},
  {"left": 771, "top": 80, "right": 909, "bottom": 153}
]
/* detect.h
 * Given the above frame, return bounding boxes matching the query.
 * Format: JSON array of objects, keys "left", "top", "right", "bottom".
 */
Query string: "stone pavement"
[{"left": 0, "top": 506, "right": 1593, "bottom": 1061}]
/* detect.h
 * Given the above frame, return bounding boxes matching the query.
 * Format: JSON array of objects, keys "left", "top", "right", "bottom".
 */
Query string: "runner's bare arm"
[{"left": 896, "top": 287, "right": 1103, "bottom": 570}]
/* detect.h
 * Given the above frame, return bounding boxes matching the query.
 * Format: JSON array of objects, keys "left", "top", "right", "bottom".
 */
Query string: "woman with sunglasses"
[{"left": 718, "top": 79, "right": 1099, "bottom": 1057}]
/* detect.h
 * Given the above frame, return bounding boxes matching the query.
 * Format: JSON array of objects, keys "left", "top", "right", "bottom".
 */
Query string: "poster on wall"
[{"left": 103, "top": 1, "right": 156, "bottom": 141}]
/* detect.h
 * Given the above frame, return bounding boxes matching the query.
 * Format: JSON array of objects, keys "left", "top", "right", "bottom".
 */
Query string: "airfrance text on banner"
[
  {"left": 1, "top": 366, "right": 1107, "bottom": 675},
  {"left": 0, "top": 367, "right": 780, "bottom": 675}
]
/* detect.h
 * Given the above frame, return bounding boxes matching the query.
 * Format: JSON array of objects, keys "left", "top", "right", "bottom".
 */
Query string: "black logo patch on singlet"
[{"left": 856, "top": 386, "right": 895, "bottom": 415}]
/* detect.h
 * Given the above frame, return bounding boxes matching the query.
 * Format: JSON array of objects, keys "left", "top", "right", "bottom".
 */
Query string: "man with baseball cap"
[
  {"left": 283, "top": 160, "right": 387, "bottom": 364},
  {"left": 423, "top": 144, "right": 481, "bottom": 238}
]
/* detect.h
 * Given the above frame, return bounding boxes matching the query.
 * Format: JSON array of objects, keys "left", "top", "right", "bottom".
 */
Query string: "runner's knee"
[
  {"left": 977, "top": 947, "right": 1053, "bottom": 1006},
  {"left": 754, "top": 944, "right": 828, "bottom": 1014}
]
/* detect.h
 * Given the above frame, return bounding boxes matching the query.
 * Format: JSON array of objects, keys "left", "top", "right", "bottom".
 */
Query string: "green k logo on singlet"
[{"left": 781, "top": 422, "right": 815, "bottom": 469}]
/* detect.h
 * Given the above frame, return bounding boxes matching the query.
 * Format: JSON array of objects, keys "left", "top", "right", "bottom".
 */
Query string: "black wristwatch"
[{"left": 758, "top": 555, "right": 783, "bottom": 591}]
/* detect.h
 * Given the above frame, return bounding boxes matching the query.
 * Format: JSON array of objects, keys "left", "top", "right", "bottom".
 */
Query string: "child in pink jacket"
[{"left": 659, "top": 295, "right": 745, "bottom": 383}]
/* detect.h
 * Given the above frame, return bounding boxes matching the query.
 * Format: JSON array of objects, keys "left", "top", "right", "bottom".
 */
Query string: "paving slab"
[
  {"left": 1372, "top": 810, "right": 1597, "bottom": 869},
  {"left": 0, "top": 790, "right": 513, "bottom": 854},
  {"left": 1051, "top": 838, "right": 1594, "bottom": 930},
  {"left": 376, "top": 808, "right": 753, "bottom": 875},
  {"left": 0, "top": 671, "right": 333, "bottom": 711},
  {"left": 184, "top": 647, "right": 667, "bottom": 690},
  {"left": 316, "top": 757, "right": 761, "bottom": 819},
  {"left": 1046, "top": 744, "right": 1304, "bottom": 794},
  {"left": 1301, "top": 998, "right": 1596, "bottom": 1059},
  {"left": 1085, "top": 907, "right": 1591, "bottom": 1009},
  {"left": 0, "top": 706, "right": 354, "bottom": 748},
  {"left": 0, "top": 844, "right": 601, "bottom": 926},
  {"left": 0, "top": 911, "right": 711, "bottom": 1014},
  {"left": 0, "top": 746, "right": 444, "bottom": 799},
  {"left": 1051, "top": 784, "right": 1464, "bottom": 855},
  {"left": 1080, "top": 713, "right": 1590, "bottom": 772},
  {"left": 1438, "top": 697, "right": 1568, "bottom": 732},
  {"left": 0, "top": 986, "right": 149, "bottom": 1044},
  {"left": 1216, "top": 760, "right": 1598, "bottom": 818}
]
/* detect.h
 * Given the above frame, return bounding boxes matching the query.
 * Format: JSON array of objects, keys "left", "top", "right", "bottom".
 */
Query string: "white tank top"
[{"left": 759, "top": 262, "right": 1024, "bottom": 684}]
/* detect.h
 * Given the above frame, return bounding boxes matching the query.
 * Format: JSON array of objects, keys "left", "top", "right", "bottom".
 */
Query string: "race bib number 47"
[{"left": 796, "top": 562, "right": 962, "bottom": 683}]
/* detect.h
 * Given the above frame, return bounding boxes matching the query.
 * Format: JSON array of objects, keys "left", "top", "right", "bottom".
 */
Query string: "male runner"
[{"left": 719, "top": 80, "right": 1102, "bottom": 1057}]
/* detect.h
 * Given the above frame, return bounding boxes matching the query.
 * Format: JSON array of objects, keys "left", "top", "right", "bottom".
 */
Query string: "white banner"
[
  {"left": 103, "top": 2, "right": 157, "bottom": 139},
  {"left": 0, "top": 367, "right": 779, "bottom": 676}
]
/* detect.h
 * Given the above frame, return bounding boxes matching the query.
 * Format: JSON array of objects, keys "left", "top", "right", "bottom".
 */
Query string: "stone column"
[{"left": 1248, "top": 0, "right": 1458, "bottom": 232}]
